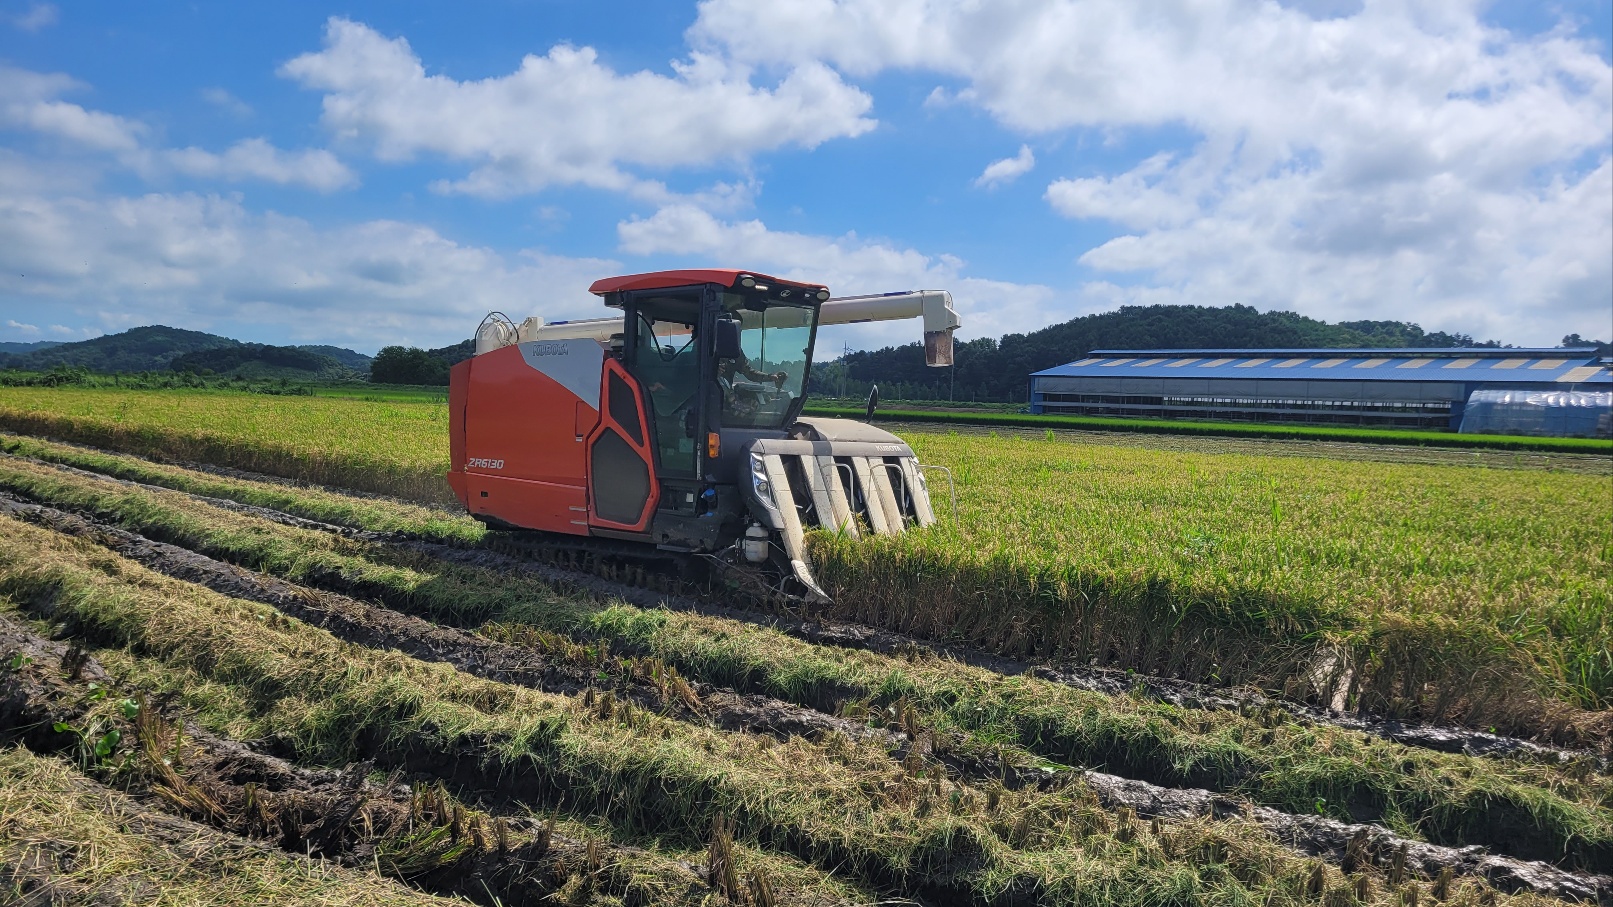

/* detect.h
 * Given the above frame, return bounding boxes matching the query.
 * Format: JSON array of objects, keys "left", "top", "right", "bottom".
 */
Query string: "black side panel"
[
  {"left": 607, "top": 371, "right": 644, "bottom": 446},
  {"left": 590, "top": 428, "right": 651, "bottom": 524}
]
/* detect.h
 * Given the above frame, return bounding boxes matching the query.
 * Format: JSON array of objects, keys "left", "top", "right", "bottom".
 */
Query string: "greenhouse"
[{"left": 1458, "top": 389, "right": 1613, "bottom": 438}]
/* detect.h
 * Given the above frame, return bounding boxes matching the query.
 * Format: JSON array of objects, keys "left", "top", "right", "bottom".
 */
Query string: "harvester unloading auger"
[{"left": 447, "top": 269, "right": 960, "bottom": 600}]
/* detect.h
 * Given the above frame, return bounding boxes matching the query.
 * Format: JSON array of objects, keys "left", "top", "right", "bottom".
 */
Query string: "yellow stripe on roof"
[
  {"left": 1165, "top": 358, "right": 1201, "bottom": 367},
  {"left": 1557, "top": 366, "right": 1604, "bottom": 383},
  {"left": 1200, "top": 358, "right": 1234, "bottom": 367},
  {"left": 1354, "top": 358, "right": 1390, "bottom": 368},
  {"left": 1530, "top": 359, "right": 1569, "bottom": 370},
  {"left": 1442, "top": 358, "right": 1479, "bottom": 369},
  {"left": 1396, "top": 358, "right": 1432, "bottom": 369},
  {"left": 1273, "top": 358, "right": 1309, "bottom": 368},
  {"left": 1492, "top": 358, "right": 1528, "bottom": 369},
  {"left": 1133, "top": 358, "right": 1167, "bottom": 366},
  {"left": 1100, "top": 358, "right": 1135, "bottom": 367},
  {"left": 1236, "top": 358, "right": 1272, "bottom": 367},
  {"left": 1312, "top": 358, "right": 1347, "bottom": 368},
  {"left": 1070, "top": 357, "right": 1103, "bottom": 366}
]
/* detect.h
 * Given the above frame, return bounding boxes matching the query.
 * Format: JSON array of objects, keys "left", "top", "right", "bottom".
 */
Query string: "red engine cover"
[{"left": 448, "top": 339, "right": 657, "bottom": 537}]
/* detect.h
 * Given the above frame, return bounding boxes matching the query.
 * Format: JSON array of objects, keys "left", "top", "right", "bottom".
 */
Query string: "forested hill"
[
  {"left": 0, "top": 326, "right": 371, "bottom": 378},
  {"left": 810, "top": 304, "right": 1508, "bottom": 403}
]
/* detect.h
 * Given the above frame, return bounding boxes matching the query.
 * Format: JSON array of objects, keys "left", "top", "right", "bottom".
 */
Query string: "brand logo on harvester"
[
  {"left": 467, "top": 457, "right": 505, "bottom": 469},
  {"left": 527, "top": 341, "right": 569, "bottom": 357}
]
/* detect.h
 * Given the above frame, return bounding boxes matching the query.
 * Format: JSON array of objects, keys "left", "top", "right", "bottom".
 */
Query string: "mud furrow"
[
  {"left": 16, "top": 448, "right": 1595, "bottom": 766},
  {"left": 3, "top": 497, "right": 1606, "bottom": 899},
  {"left": 0, "top": 613, "right": 724, "bottom": 907},
  {"left": 0, "top": 494, "right": 893, "bottom": 753},
  {"left": 1080, "top": 772, "right": 1611, "bottom": 902}
]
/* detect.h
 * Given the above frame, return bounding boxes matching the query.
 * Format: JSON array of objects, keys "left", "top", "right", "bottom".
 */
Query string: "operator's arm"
[{"left": 735, "top": 353, "right": 786, "bottom": 386}]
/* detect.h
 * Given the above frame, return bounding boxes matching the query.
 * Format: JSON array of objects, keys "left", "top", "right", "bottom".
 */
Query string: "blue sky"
[{"left": 2, "top": 0, "right": 1609, "bottom": 354}]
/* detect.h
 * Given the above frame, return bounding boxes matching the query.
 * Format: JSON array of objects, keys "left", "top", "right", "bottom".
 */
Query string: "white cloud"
[
  {"left": 1045, "top": 152, "right": 1196, "bottom": 229},
  {"left": 1, "top": 65, "right": 356, "bottom": 193},
  {"left": 165, "top": 139, "right": 356, "bottom": 192},
  {"left": 8, "top": 2, "right": 56, "bottom": 31},
  {"left": 279, "top": 17, "right": 877, "bottom": 199},
  {"left": 974, "top": 144, "right": 1034, "bottom": 188},
  {"left": 0, "top": 66, "right": 144, "bottom": 152},
  {"left": 5, "top": 319, "right": 40, "bottom": 335},
  {"left": 618, "top": 205, "right": 1058, "bottom": 348},
  {"left": 689, "top": 0, "right": 1613, "bottom": 345},
  {"left": 0, "top": 156, "right": 617, "bottom": 350},
  {"left": 201, "top": 87, "right": 253, "bottom": 119}
]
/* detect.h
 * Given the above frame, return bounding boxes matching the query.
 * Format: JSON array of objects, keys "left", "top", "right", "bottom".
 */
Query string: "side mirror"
[
  {"left": 714, "top": 318, "right": 743, "bottom": 360},
  {"left": 864, "top": 384, "right": 880, "bottom": 421}
]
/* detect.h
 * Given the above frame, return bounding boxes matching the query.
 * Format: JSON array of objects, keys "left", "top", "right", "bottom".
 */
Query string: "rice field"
[
  {"left": 1, "top": 386, "right": 1607, "bottom": 726},
  {"left": 1, "top": 384, "right": 1609, "bottom": 903}
]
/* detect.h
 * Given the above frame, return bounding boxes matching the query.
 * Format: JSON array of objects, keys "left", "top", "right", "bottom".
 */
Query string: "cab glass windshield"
[{"left": 717, "top": 294, "right": 817, "bottom": 428}]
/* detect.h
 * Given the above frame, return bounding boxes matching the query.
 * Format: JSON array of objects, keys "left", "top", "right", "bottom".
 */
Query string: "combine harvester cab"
[{"left": 447, "top": 269, "right": 959, "bottom": 600}]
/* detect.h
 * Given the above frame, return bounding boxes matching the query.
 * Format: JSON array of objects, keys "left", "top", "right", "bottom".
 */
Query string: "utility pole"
[{"left": 839, "top": 342, "right": 849, "bottom": 400}]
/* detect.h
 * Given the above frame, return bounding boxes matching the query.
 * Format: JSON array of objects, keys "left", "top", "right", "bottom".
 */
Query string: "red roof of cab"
[{"left": 588, "top": 269, "right": 825, "bottom": 296}]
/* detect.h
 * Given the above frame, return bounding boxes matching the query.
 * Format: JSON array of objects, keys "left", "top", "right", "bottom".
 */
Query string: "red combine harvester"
[{"left": 447, "top": 269, "right": 961, "bottom": 598}]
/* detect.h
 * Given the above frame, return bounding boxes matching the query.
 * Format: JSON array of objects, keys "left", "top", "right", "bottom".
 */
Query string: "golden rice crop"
[{"left": 810, "top": 432, "right": 1612, "bottom": 720}]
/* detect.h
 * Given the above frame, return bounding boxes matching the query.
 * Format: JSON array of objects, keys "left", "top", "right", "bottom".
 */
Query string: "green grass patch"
[{"left": 803, "top": 405, "right": 1613, "bottom": 453}]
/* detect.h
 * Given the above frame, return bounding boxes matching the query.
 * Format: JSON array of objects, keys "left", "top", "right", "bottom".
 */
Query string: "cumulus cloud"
[
  {"left": 691, "top": 0, "right": 1613, "bottom": 345},
  {"left": 974, "top": 145, "right": 1034, "bottom": 188},
  {"left": 201, "top": 87, "right": 253, "bottom": 119},
  {"left": 8, "top": 2, "right": 56, "bottom": 31},
  {"left": 279, "top": 17, "right": 877, "bottom": 199},
  {"left": 165, "top": 138, "right": 356, "bottom": 192},
  {"left": 0, "top": 156, "right": 616, "bottom": 349},
  {"left": 0, "top": 66, "right": 144, "bottom": 152},
  {"left": 1045, "top": 153, "right": 1196, "bottom": 229},
  {"left": 618, "top": 204, "right": 1058, "bottom": 348},
  {"left": 4, "top": 319, "right": 40, "bottom": 335},
  {"left": 1, "top": 65, "right": 355, "bottom": 193}
]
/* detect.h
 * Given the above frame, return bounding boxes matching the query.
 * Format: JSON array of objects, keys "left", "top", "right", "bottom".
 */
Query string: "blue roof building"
[{"left": 1029, "top": 348, "right": 1612, "bottom": 432}]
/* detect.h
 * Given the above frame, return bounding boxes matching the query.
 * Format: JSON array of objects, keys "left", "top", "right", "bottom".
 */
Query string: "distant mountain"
[
  {"left": 0, "top": 326, "right": 372, "bottom": 379},
  {"left": 811, "top": 303, "right": 1510, "bottom": 403},
  {"left": 170, "top": 344, "right": 359, "bottom": 380},
  {"left": 0, "top": 326, "right": 238, "bottom": 373},
  {"left": 429, "top": 339, "right": 474, "bottom": 366},
  {"left": 296, "top": 344, "right": 373, "bottom": 370},
  {"left": 0, "top": 340, "right": 63, "bottom": 355}
]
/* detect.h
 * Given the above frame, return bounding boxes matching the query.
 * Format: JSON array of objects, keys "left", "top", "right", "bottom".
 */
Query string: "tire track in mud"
[
  {"left": 0, "top": 614, "right": 735, "bottom": 907},
  {"left": 0, "top": 495, "right": 897, "bottom": 754},
  {"left": 3, "top": 495, "right": 1608, "bottom": 900},
  {"left": 15, "top": 448, "right": 1600, "bottom": 766}
]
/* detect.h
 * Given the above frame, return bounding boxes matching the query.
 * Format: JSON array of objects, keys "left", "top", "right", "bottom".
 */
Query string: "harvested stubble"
[
  {"left": 1, "top": 515, "right": 1545, "bottom": 907},
  {"left": 1, "top": 455, "right": 1607, "bottom": 872},
  {"left": 0, "top": 746, "right": 463, "bottom": 907},
  {"left": 0, "top": 615, "right": 795, "bottom": 907}
]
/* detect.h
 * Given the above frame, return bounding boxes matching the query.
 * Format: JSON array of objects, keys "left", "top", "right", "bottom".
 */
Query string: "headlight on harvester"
[{"left": 747, "top": 450, "right": 783, "bottom": 529}]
